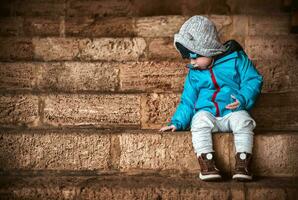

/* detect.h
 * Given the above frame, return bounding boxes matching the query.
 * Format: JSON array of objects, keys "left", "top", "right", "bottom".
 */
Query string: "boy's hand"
[
  {"left": 226, "top": 95, "right": 240, "bottom": 110},
  {"left": 159, "top": 125, "right": 177, "bottom": 132}
]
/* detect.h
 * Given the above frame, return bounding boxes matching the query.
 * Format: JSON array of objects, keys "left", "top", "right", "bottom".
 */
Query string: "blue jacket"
[{"left": 167, "top": 40, "right": 263, "bottom": 131}]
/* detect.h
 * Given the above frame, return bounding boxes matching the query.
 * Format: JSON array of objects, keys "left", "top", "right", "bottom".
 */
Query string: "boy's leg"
[
  {"left": 191, "top": 110, "right": 222, "bottom": 181},
  {"left": 227, "top": 110, "right": 256, "bottom": 154},
  {"left": 190, "top": 110, "right": 219, "bottom": 157},
  {"left": 224, "top": 110, "right": 256, "bottom": 181}
]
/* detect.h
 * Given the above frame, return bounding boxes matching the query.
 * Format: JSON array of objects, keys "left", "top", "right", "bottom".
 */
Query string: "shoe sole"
[
  {"left": 199, "top": 172, "right": 222, "bottom": 181},
  {"left": 232, "top": 174, "right": 252, "bottom": 181}
]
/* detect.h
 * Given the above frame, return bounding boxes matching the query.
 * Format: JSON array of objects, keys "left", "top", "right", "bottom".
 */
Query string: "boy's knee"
[
  {"left": 229, "top": 111, "right": 256, "bottom": 133},
  {"left": 191, "top": 111, "right": 216, "bottom": 131}
]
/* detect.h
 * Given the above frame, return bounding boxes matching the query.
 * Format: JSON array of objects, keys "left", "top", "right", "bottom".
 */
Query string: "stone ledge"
[
  {"left": 0, "top": 128, "right": 296, "bottom": 177},
  {"left": 0, "top": 173, "right": 297, "bottom": 200}
]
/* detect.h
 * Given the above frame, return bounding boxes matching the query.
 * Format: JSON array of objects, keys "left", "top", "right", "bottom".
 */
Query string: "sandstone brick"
[
  {"left": 38, "top": 61, "right": 119, "bottom": 92},
  {"left": 118, "top": 131, "right": 230, "bottom": 174},
  {"left": 0, "top": 129, "right": 110, "bottom": 170},
  {"left": 33, "top": 37, "right": 80, "bottom": 61},
  {"left": 43, "top": 94, "right": 141, "bottom": 128},
  {"left": 134, "top": 0, "right": 183, "bottom": 16},
  {"left": 136, "top": 15, "right": 232, "bottom": 38},
  {"left": 23, "top": 17, "right": 61, "bottom": 36},
  {"left": 0, "top": 94, "right": 39, "bottom": 127},
  {"left": 181, "top": 0, "right": 230, "bottom": 15},
  {"left": 254, "top": 58, "right": 298, "bottom": 92},
  {"left": 148, "top": 37, "right": 180, "bottom": 60},
  {"left": 231, "top": 15, "right": 248, "bottom": 37},
  {"left": 248, "top": 14, "right": 291, "bottom": 36},
  {"left": 246, "top": 188, "right": 287, "bottom": 200},
  {"left": 14, "top": 0, "right": 65, "bottom": 16},
  {"left": 0, "top": 37, "right": 34, "bottom": 61},
  {"left": 0, "top": 17, "right": 23, "bottom": 36},
  {"left": 65, "top": 16, "right": 136, "bottom": 37},
  {"left": 0, "top": 129, "right": 296, "bottom": 177},
  {"left": 252, "top": 134, "right": 297, "bottom": 177},
  {"left": 136, "top": 16, "right": 187, "bottom": 37},
  {"left": 67, "top": 0, "right": 134, "bottom": 17},
  {"left": 227, "top": 0, "right": 283, "bottom": 15},
  {"left": 245, "top": 36, "right": 298, "bottom": 60},
  {"left": 251, "top": 93, "right": 298, "bottom": 131},
  {"left": 34, "top": 37, "right": 146, "bottom": 61},
  {"left": 141, "top": 93, "right": 181, "bottom": 129},
  {"left": 0, "top": 175, "right": 296, "bottom": 200},
  {"left": 78, "top": 37, "right": 146, "bottom": 61},
  {"left": 119, "top": 61, "right": 188, "bottom": 92},
  {"left": 0, "top": 62, "right": 36, "bottom": 90},
  {"left": 230, "top": 132, "right": 298, "bottom": 175}
]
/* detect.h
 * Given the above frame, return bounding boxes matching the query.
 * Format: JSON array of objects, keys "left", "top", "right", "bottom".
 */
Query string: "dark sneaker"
[
  {"left": 197, "top": 152, "right": 222, "bottom": 181},
  {"left": 232, "top": 152, "right": 253, "bottom": 181}
]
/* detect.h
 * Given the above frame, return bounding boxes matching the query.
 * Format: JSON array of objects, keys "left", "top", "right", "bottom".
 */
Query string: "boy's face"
[{"left": 189, "top": 54, "right": 213, "bottom": 69}]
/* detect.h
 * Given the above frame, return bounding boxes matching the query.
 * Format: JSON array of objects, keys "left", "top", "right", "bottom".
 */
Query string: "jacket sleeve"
[
  {"left": 233, "top": 51, "right": 264, "bottom": 111},
  {"left": 167, "top": 70, "right": 199, "bottom": 131}
]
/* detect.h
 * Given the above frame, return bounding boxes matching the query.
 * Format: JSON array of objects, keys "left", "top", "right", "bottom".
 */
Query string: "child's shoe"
[
  {"left": 232, "top": 152, "right": 253, "bottom": 181},
  {"left": 197, "top": 152, "right": 222, "bottom": 181}
]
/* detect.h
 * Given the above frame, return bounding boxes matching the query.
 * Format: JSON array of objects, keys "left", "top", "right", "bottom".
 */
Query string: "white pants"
[{"left": 190, "top": 110, "right": 256, "bottom": 157}]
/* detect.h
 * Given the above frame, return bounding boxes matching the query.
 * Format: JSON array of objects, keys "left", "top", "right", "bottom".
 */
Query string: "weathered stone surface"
[
  {"left": 148, "top": 37, "right": 180, "bottom": 60},
  {"left": 227, "top": 0, "right": 283, "bottom": 15},
  {"left": 254, "top": 58, "right": 298, "bottom": 92},
  {"left": 33, "top": 37, "right": 81, "bottom": 61},
  {"left": 246, "top": 36, "right": 298, "bottom": 60},
  {"left": 119, "top": 61, "right": 187, "bottom": 92},
  {"left": 136, "top": 15, "right": 232, "bottom": 38},
  {"left": 251, "top": 93, "right": 298, "bottom": 131},
  {"left": 256, "top": 134, "right": 298, "bottom": 177},
  {"left": 38, "top": 61, "right": 119, "bottom": 92},
  {"left": 0, "top": 174, "right": 296, "bottom": 200},
  {"left": 0, "top": 129, "right": 110, "bottom": 170},
  {"left": 33, "top": 37, "right": 147, "bottom": 61},
  {"left": 14, "top": 0, "right": 65, "bottom": 16},
  {"left": 78, "top": 38, "right": 146, "bottom": 61},
  {"left": 141, "top": 93, "right": 181, "bottom": 129},
  {"left": 23, "top": 17, "right": 61, "bottom": 36},
  {"left": 248, "top": 14, "right": 291, "bottom": 36},
  {"left": 0, "top": 17, "right": 23, "bottom": 36},
  {"left": 136, "top": 16, "right": 188, "bottom": 37},
  {"left": 65, "top": 16, "right": 136, "bottom": 37},
  {"left": 246, "top": 188, "right": 287, "bottom": 200},
  {"left": 0, "top": 129, "right": 296, "bottom": 177},
  {"left": 0, "top": 94, "right": 39, "bottom": 127},
  {"left": 118, "top": 131, "right": 230, "bottom": 174},
  {"left": 43, "top": 94, "right": 141, "bottom": 128},
  {"left": 2, "top": 57, "right": 297, "bottom": 93},
  {"left": 0, "top": 37, "right": 34, "bottom": 61},
  {"left": 228, "top": 15, "right": 248, "bottom": 46},
  {"left": 67, "top": 0, "right": 134, "bottom": 17},
  {"left": 230, "top": 133, "right": 298, "bottom": 177},
  {"left": 0, "top": 62, "right": 36, "bottom": 90},
  {"left": 142, "top": 92, "right": 298, "bottom": 131},
  {"left": 181, "top": 0, "right": 230, "bottom": 15},
  {"left": 134, "top": 0, "right": 183, "bottom": 16}
]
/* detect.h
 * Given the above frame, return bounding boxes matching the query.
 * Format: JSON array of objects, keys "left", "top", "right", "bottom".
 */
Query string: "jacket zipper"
[{"left": 209, "top": 68, "right": 220, "bottom": 117}]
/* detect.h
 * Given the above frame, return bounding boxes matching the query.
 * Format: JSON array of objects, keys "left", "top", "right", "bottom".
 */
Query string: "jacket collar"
[{"left": 213, "top": 51, "right": 239, "bottom": 66}]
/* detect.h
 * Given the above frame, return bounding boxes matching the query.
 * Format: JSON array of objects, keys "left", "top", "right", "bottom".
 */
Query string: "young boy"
[{"left": 159, "top": 16, "right": 263, "bottom": 182}]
